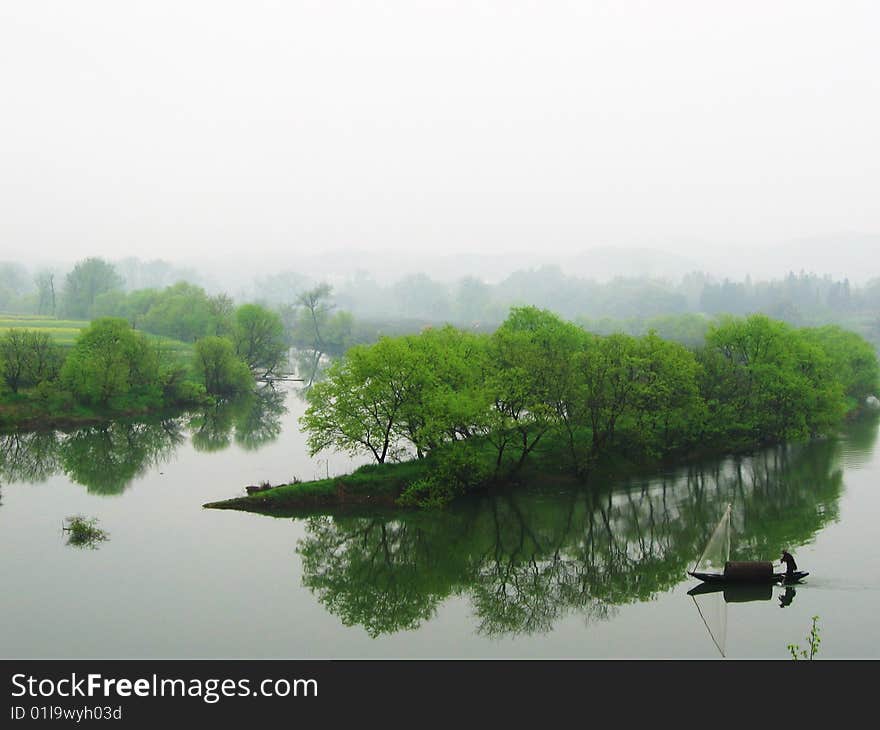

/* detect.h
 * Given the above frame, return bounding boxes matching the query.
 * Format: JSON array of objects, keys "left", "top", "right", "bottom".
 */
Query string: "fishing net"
[
  {"left": 691, "top": 589, "right": 728, "bottom": 657},
  {"left": 692, "top": 504, "right": 731, "bottom": 576}
]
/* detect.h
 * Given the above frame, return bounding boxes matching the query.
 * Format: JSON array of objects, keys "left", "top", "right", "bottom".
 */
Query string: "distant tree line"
[
  {"left": 301, "top": 307, "right": 879, "bottom": 506},
  {"left": 4, "top": 256, "right": 880, "bottom": 404},
  {"left": 5, "top": 257, "right": 880, "bottom": 330}
]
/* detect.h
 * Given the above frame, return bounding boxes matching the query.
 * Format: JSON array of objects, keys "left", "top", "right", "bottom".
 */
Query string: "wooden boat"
[
  {"left": 688, "top": 504, "right": 808, "bottom": 586},
  {"left": 689, "top": 566, "right": 809, "bottom": 585}
]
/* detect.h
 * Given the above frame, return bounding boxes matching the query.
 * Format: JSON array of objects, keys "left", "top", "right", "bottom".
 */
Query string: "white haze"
[{"left": 0, "top": 1, "right": 878, "bottom": 283}]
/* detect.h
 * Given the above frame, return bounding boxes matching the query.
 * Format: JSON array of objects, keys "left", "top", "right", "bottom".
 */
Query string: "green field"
[{"left": 0, "top": 314, "right": 193, "bottom": 364}]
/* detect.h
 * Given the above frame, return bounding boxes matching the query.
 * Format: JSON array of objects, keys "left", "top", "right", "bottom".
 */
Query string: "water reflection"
[
  {"left": 188, "top": 388, "right": 286, "bottom": 454},
  {"left": 295, "top": 421, "right": 875, "bottom": 638},
  {"left": 61, "top": 420, "right": 184, "bottom": 494},
  {"left": 0, "top": 431, "right": 61, "bottom": 484},
  {"left": 0, "top": 387, "right": 287, "bottom": 494},
  {"left": 687, "top": 570, "right": 798, "bottom": 655},
  {"left": 687, "top": 582, "right": 778, "bottom": 604}
]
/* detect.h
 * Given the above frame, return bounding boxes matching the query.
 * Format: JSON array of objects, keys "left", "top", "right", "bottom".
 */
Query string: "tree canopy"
[
  {"left": 60, "top": 258, "right": 124, "bottom": 319},
  {"left": 301, "top": 308, "right": 877, "bottom": 505}
]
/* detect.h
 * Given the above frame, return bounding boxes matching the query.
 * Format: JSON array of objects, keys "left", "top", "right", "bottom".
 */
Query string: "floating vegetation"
[{"left": 62, "top": 515, "right": 109, "bottom": 549}]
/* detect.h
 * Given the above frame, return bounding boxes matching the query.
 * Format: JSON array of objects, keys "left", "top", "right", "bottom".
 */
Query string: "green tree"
[
  {"left": 35, "top": 270, "right": 56, "bottom": 315},
  {"left": 207, "top": 293, "right": 235, "bottom": 337},
  {"left": 232, "top": 303, "right": 288, "bottom": 375},
  {"left": 139, "top": 282, "right": 216, "bottom": 342},
  {"left": 288, "top": 284, "right": 354, "bottom": 382},
  {"left": 800, "top": 325, "right": 879, "bottom": 404},
  {"left": 92, "top": 288, "right": 162, "bottom": 328},
  {"left": 0, "top": 329, "right": 63, "bottom": 393},
  {"left": 627, "top": 331, "right": 703, "bottom": 455},
  {"left": 577, "top": 332, "right": 642, "bottom": 454},
  {"left": 301, "top": 340, "right": 414, "bottom": 463},
  {"left": 300, "top": 323, "right": 494, "bottom": 465},
  {"left": 193, "top": 336, "right": 252, "bottom": 396},
  {"left": 699, "top": 315, "right": 845, "bottom": 444},
  {"left": 91, "top": 289, "right": 130, "bottom": 319},
  {"left": 61, "top": 258, "right": 124, "bottom": 318},
  {"left": 406, "top": 326, "right": 491, "bottom": 450},
  {"left": 60, "top": 318, "right": 160, "bottom": 406},
  {"left": 485, "top": 307, "right": 585, "bottom": 472},
  {"left": 293, "top": 284, "right": 334, "bottom": 352}
]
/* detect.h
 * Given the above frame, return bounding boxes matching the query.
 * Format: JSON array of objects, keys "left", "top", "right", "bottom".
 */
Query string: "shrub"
[{"left": 397, "top": 445, "right": 491, "bottom": 508}]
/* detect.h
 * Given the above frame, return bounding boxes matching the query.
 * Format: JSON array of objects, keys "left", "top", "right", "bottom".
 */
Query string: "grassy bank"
[{"left": 204, "top": 459, "right": 432, "bottom": 514}]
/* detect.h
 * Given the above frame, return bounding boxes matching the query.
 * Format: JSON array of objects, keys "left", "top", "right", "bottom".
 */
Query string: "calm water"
[{"left": 1, "top": 385, "right": 879, "bottom": 659}]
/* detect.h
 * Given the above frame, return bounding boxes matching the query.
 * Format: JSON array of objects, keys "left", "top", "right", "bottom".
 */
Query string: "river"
[{"left": 1, "top": 384, "right": 878, "bottom": 658}]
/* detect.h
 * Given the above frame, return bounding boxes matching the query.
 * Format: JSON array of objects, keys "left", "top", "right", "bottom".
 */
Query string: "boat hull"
[{"left": 688, "top": 570, "right": 809, "bottom": 585}]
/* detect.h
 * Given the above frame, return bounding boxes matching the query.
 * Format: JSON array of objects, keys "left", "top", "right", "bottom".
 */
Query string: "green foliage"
[
  {"left": 193, "top": 336, "right": 253, "bottom": 396},
  {"left": 298, "top": 307, "right": 875, "bottom": 507},
  {"left": 487, "top": 307, "right": 585, "bottom": 469},
  {"left": 788, "top": 615, "right": 821, "bottom": 660},
  {"left": 0, "top": 329, "right": 63, "bottom": 393},
  {"left": 139, "top": 282, "right": 219, "bottom": 342},
  {"left": 60, "top": 258, "right": 123, "bottom": 319},
  {"left": 800, "top": 325, "right": 880, "bottom": 403},
  {"left": 301, "top": 340, "right": 412, "bottom": 464},
  {"left": 62, "top": 515, "right": 109, "bottom": 549},
  {"left": 32, "top": 379, "right": 75, "bottom": 413},
  {"left": 232, "top": 303, "right": 287, "bottom": 374},
  {"left": 60, "top": 318, "right": 161, "bottom": 406},
  {"left": 699, "top": 315, "right": 847, "bottom": 444},
  {"left": 397, "top": 444, "right": 493, "bottom": 508},
  {"left": 626, "top": 331, "right": 704, "bottom": 456},
  {"left": 577, "top": 312, "right": 712, "bottom": 348},
  {"left": 285, "top": 285, "right": 354, "bottom": 374}
]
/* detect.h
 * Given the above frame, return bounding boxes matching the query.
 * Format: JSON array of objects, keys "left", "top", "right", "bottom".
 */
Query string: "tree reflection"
[
  {"left": 189, "top": 402, "right": 236, "bottom": 453},
  {"left": 189, "top": 387, "right": 287, "bottom": 453},
  {"left": 0, "top": 431, "right": 61, "bottom": 484},
  {"left": 299, "top": 517, "right": 451, "bottom": 637},
  {"left": 233, "top": 387, "right": 287, "bottom": 450},
  {"left": 295, "top": 421, "right": 873, "bottom": 637},
  {"left": 60, "top": 420, "right": 185, "bottom": 494},
  {"left": 0, "top": 387, "right": 289, "bottom": 493}
]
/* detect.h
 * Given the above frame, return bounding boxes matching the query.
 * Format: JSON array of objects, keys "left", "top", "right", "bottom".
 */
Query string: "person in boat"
[{"left": 780, "top": 550, "right": 797, "bottom": 578}]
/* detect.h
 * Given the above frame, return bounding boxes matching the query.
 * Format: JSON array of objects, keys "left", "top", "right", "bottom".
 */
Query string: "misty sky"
[{"left": 1, "top": 1, "right": 878, "bottom": 267}]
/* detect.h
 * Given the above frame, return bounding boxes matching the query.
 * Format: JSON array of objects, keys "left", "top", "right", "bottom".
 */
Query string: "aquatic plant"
[
  {"left": 62, "top": 515, "right": 109, "bottom": 549},
  {"left": 788, "top": 615, "right": 821, "bottom": 660}
]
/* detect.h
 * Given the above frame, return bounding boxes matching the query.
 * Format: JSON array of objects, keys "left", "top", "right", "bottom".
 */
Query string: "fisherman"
[{"left": 780, "top": 550, "right": 797, "bottom": 578}]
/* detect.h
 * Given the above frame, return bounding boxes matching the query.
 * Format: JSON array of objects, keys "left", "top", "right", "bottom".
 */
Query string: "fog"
[{"left": 1, "top": 1, "right": 878, "bottom": 283}]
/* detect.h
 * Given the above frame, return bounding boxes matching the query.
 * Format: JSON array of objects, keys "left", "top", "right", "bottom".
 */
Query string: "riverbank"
[{"left": 204, "top": 458, "right": 429, "bottom": 514}]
